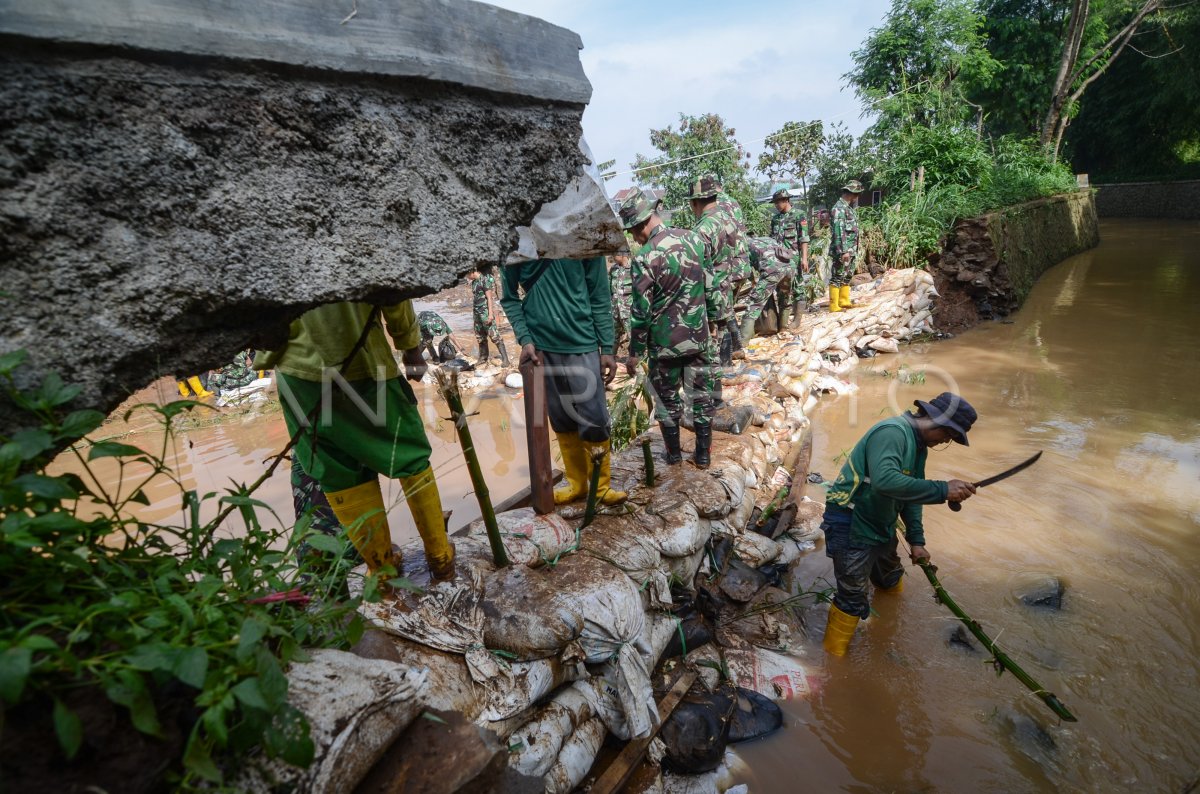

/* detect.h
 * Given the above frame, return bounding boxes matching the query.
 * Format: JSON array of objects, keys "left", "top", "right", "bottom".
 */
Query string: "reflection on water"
[{"left": 734, "top": 219, "right": 1200, "bottom": 792}]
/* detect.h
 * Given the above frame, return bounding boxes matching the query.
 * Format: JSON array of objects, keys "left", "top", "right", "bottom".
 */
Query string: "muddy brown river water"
[{"left": 49, "top": 219, "right": 1198, "bottom": 791}]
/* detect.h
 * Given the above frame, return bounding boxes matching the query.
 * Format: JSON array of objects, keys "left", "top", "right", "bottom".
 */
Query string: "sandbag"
[
  {"left": 728, "top": 688, "right": 783, "bottom": 743},
  {"left": 234, "top": 650, "right": 428, "bottom": 793},
  {"left": 723, "top": 646, "right": 815, "bottom": 701},
  {"left": 660, "top": 687, "right": 735, "bottom": 774},
  {"left": 579, "top": 518, "right": 671, "bottom": 609},
  {"left": 437, "top": 336, "right": 459, "bottom": 362},
  {"left": 466, "top": 507, "right": 578, "bottom": 568},
  {"left": 639, "top": 499, "right": 710, "bottom": 558},
  {"left": 508, "top": 683, "right": 595, "bottom": 778},
  {"left": 480, "top": 565, "right": 584, "bottom": 660},
  {"left": 544, "top": 716, "right": 607, "bottom": 794}
]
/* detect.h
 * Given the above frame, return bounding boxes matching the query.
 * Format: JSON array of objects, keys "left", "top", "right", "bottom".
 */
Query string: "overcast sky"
[{"left": 486, "top": 0, "right": 893, "bottom": 190}]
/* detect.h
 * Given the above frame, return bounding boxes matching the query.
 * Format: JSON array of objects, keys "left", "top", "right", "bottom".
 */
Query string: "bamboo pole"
[
  {"left": 915, "top": 559, "right": 1077, "bottom": 722},
  {"left": 436, "top": 370, "right": 509, "bottom": 568},
  {"left": 641, "top": 438, "right": 655, "bottom": 487}
]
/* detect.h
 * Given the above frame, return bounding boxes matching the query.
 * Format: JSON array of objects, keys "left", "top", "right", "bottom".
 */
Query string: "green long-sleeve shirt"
[
  {"left": 254, "top": 301, "right": 418, "bottom": 382},
  {"left": 500, "top": 258, "right": 615, "bottom": 355},
  {"left": 825, "top": 414, "right": 950, "bottom": 547}
]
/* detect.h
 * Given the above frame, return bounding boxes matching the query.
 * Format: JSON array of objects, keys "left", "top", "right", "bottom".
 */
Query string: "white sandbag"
[
  {"left": 466, "top": 507, "right": 578, "bottom": 568},
  {"left": 731, "top": 530, "right": 783, "bottom": 568},
  {"left": 507, "top": 137, "right": 624, "bottom": 263},
  {"left": 480, "top": 655, "right": 585, "bottom": 722},
  {"left": 544, "top": 716, "right": 607, "bottom": 794},
  {"left": 580, "top": 519, "right": 672, "bottom": 609},
  {"left": 869, "top": 337, "right": 899, "bottom": 354},
  {"left": 642, "top": 499, "right": 710, "bottom": 557},
  {"left": 504, "top": 372, "right": 524, "bottom": 389},
  {"left": 774, "top": 533, "right": 817, "bottom": 566},
  {"left": 508, "top": 683, "right": 596, "bottom": 778},
  {"left": 234, "top": 650, "right": 428, "bottom": 793},
  {"left": 479, "top": 565, "right": 585, "bottom": 660},
  {"left": 662, "top": 545, "right": 708, "bottom": 587},
  {"left": 811, "top": 375, "right": 855, "bottom": 396},
  {"left": 724, "top": 646, "right": 815, "bottom": 701}
]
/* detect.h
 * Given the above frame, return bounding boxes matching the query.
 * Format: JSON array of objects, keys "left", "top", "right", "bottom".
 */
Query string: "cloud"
[{"left": 484, "top": 0, "right": 891, "bottom": 189}]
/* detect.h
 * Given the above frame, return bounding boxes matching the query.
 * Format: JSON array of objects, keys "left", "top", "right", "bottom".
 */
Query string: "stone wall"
[
  {"left": 1093, "top": 180, "right": 1200, "bottom": 219},
  {"left": 0, "top": 0, "right": 604, "bottom": 438},
  {"left": 931, "top": 191, "right": 1099, "bottom": 333}
]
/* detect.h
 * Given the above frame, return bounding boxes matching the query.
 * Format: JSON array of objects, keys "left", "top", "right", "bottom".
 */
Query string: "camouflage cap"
[
  {"left": 842, "top": 179, "right": 865, "bottom": 193},
  {"left": 685, "top": 176, "right": 720, "bottom": 200},
  {"left": 771, "top": 188, "right": 791, "bottom": 202},
  {"left": 618, "top": 188, "right": 659, "bottom": 229}
]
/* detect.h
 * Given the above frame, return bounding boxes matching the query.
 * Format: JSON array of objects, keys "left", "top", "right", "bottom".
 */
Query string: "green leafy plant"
[
  {"left": 0, "top": 350, "right": 384, "bottom": 788},
  {"left": 608, "top": 373, "right": 655, "bottom": 453}
]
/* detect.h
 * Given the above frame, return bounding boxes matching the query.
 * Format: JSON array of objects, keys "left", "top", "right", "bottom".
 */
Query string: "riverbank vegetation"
[{"left": 0, "top": 351, "right": 380, "bottom": 789}]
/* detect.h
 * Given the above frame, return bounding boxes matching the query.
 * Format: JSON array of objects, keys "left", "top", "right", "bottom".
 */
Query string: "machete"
[{"left": 948, "top": 451, "right": 1042, "bottom": 512}]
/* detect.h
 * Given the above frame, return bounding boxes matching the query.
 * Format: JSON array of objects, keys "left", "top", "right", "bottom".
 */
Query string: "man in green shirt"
[
  {"left": 256, "top": 301, "right": 457, "bottom": 583},
  {"left": 821, "top": 392, "right": 979, "bottom": 655},
  {"left": 500, "top": 258, "right": 627, "bottom": 507}
]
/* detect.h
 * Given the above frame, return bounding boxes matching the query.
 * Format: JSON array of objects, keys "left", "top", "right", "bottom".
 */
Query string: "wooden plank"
[
  {"left": 771, "top": 429, "right": 813, "bottom": 540},
  {"left": 521, "top": 360, "right": 555, "bottom": 515},
  {"left": 589, "top": 669, "right": 698, "bottom": 794}
]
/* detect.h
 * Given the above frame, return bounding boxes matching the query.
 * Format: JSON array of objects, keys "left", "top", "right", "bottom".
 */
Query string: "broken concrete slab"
[{"left": 0, "top": 1, "right": 604, "bottom": 437}]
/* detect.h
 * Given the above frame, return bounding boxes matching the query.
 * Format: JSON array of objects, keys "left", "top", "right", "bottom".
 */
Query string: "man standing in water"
[
  {"left": 257, "top": 301, "right": 457, "bottom": 582},
  {"left": 468, "top": 265, "right": 509, "bottom": 367},
  {"left": 500, "top": 256, "right": 626, "bottom": 507},
  {"left": 821, "top": 392, "right": 979, "bottom": 655}
]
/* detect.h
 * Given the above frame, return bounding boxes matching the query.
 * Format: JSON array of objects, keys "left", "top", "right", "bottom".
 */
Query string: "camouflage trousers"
[
  {"left": 743, "top": 264, "right": 792, "bottom": 322},
  {"left": 473, "top": 313, "right": 503, "bottom": 347},
  {"left": 612, "top": 309, "right": 630, "bottom": 356},
  {"left": 648, "top": 346, "right": 717, "bottom": 430},
  {"left": 829, "top": 251, "right": 856, "bottom": 288}
]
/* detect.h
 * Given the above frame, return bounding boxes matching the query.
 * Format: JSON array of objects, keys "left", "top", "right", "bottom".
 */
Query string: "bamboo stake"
[
  {"left": 641, "top": 438, "right": 655, "bottom": 487},
  {"left": 581, "top": 450, "right": 603, "bottom": 529},
  {"left": 754, "top": 485, "right": 790, "bottom": 530},
  {"left": 915, "top": 559, "right": 1077, "bottom": 722},
  {"left": 436, "top": 369, "right": 509, "bottom": 568}
]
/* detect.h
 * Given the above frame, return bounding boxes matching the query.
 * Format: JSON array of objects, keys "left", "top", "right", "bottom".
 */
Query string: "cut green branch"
[
  {"left": 642, "top": 438, "right": 655, "bottom": 487},
  {"left": 436, "top": 369, "right": 509, "bottom": 568},
  {"left": 916, "top": 559, "right": 1077, "bottom": 722}
]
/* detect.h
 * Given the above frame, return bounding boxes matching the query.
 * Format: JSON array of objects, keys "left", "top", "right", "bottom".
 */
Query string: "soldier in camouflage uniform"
[
  {"left": 829, "top": 180, "right": 864, "bottom": 313},
  {"left": 740, "top": 237, "right": 794, "bottom": 339},
  {"left": 620, "top": 188, "right": 719, "bottom": 469},
  {"left": 417, "top": 310, "right": 456, "bottom": 362},
  {"left": 608, "top": 254, "right": 634, "bottom": 358},
  {"left": 770, "top": 188, "right": 811, "bottom": 327},
  {"left": 469, "top": 266, "right": 510, "bottom": 367},
  {"left": 208, "top": 350, "right": 257, "bottom": 394},
  {"left": 715, "top": 182, "right": 753, "bottom": 357},
  {"left": 687, "top": 176, "right": 740, "bottom": 368}
]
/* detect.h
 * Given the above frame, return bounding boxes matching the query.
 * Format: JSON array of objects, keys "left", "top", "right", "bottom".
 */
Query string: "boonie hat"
[
  {"left": 618, "top": 189, "right": 659, "bottom": 229},
  {"left": 914, "top": 392, "right": 977, "bottom": 445},
  {"left": 771, "top": 188, "right": 791, "bottom": 202},
  {"left": 842, "top": 179, "right": 865, "bottom": 193},
  {"left": 685, "top": 176, "right": 720, "bottom": 200}
]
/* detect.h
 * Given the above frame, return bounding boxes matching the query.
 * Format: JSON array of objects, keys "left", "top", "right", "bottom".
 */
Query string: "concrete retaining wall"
[
  {"left": 931, "top": 191, "right": 1099, "bottom": 332},
  {"left": 1092, "top": 180, "right": 1200, "bottom": 219},
  {"left": 0, "top": 0, "right": 601, "bottom": 438}
]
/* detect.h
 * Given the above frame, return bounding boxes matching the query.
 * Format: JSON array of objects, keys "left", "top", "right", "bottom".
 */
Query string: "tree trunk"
[{"left": 1041, "top": 0, "right": 1089, "bottom": 149}]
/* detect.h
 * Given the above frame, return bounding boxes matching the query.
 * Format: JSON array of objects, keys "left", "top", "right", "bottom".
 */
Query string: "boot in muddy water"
[
  {"left": 327, "top": 479, "right": 396, "bottom": 574},
  {"left": 584, "top": 438, "right": 627, "bottom": 505},
  {"left": 739, "top": 314, "right": 757, "bottom": 346},
  {"left": 476, "top": 337, "right": 490, "bottom": 365},
  {"left": 186, "top": 376, "right": 214, "bottom": 398},
  {"left": 553, "top": 431, "right": 590, "bottom": 504},
  {"left": 776, "top": 301, "right": 791, "bottom": 331},
  {"left": 693, "top": 424, "right": 712, "bottom": 469},
  {"left": 496, "top": 339, "right": 511, "bottom": 368},
  {"left": 823, "top": 603, "right": 860, "bottom": 656},
  {"left": 399, "top": 466, "right": 457, "bottom": 581},
  {"left": 661, "top": 424, "right": 683, "bottom": 464},
  {"left": 827, "top": 285, "right": 842, "bottom": 313}
]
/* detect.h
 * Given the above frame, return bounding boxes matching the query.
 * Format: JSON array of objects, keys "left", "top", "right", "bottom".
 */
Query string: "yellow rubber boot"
[
  {"left": 584, "top": 439, "right": 627, "bottom": 506},
  {"left": 554, "top": 432, "right": 590, "bottom": 505},
  {"left": 822, "top": 603, "right": 860, "bottom": 656},
  {"left": 177, "top": 380, "right": 190, "bottom": 397},
  {"left": 828, "top": 285, "right": 842, "bottom": 313},
  {"left": 877, "top": 577, "right": 903, "bottom": 594},
  {"left": 186, "top": 376, "right": 214, "bottom": 398},
  {"left": 839, "top": 285, "right": 857, "bottom": 309},
  {"left": 399, "top": 466, "right": 456, "bottom": 581},
  {"left": 327, "top": 479, "right": 397, "bottom": 574}
]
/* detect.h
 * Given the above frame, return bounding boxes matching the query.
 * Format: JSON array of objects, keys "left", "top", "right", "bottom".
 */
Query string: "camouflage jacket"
[
  {"left": 747, "top": 236, "right": 792, "bottom": 279},
  {"left": 830, "top": 197, "right": 860, "bottom": 257},
  {"left": 417, "top": 310, "right": 451, "bottom": 343},
  {"left": 209, "top": 350, "right": 256, "bottom": 392},
  {"left": 717, "top": 190, "right": 752, "bottom": 282},
  {"left": 770, "top": 207, "right": 810, "bottom": 254},
  {"left": 629, "top": 223, "right": 720, "bottom": 360},
  {"left": 470, "top": 272, "right": 498, "bottom": 319},
  {"left": 691, "top": 204, "right": 739, "bottom": 293},
  {"left": 609, "top": 261, "right": 633, "bottom": 321}
]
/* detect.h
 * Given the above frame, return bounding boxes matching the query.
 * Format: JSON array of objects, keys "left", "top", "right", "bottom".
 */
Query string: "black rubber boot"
[
  {"left": 727, "top": 318, "right": 745, "bottom": 360},
  {"left": 497, "top": 339, "right": 511, "bottom": 368},
  {"left": 789, "top": 301, "right": 805, "bottom": 329},
  {"left": 693, "top": 424, "right": 712, "bottom": 469},
  {"left": 477, "top": 337, "right": 490, "bottom": 364},
  {"left": 776, "top": 299, "right": 790, "bottom": 331},
  {"left": 661, "top": 424, "right": 683, "bottom": 464},
  {"left": 718, "top": 330, "right": 733, "bottom": 367}
]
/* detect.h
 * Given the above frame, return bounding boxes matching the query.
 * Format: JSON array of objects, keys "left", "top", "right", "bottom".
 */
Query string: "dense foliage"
[{"left": 0, "top": 351, "right": 384, "bottom": 788}]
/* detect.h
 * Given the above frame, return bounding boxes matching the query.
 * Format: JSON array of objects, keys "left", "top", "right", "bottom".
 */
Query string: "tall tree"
[
  {"left": 757, "top": 121, "right": 825, "bottom": 210},
  {"left": 1041, "top": 0, "right": 1167, "bottom": 158},
  {"left": 630, "top": 113, "right": 766, "bottom": 233}
]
